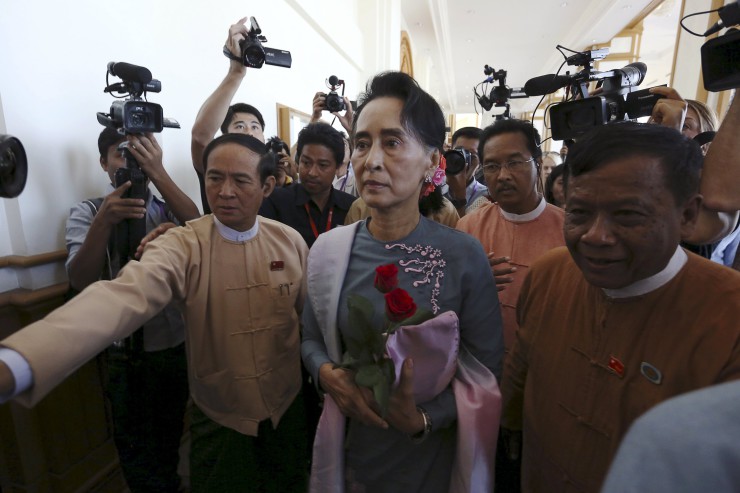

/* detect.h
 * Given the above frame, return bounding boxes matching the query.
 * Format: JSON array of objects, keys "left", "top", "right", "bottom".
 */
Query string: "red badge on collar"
[
  {"left": 270, "top": 261, "right": 284, "bottom": 271},
  {"left": 608, "top": 356, "right": 625, "bottom": 377}
]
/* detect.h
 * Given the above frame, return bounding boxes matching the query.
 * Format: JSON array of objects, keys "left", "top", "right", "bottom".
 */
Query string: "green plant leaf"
[
  {"left": 379, "top": 357, "right": 396, "bottom": 387},
  {"left": 355, "top": 364, "right": 383, "bottom": 388},
  {"left": 374, "top": 377, "right": 391, "bottom": 417},
  {"left": 345, "top": 294, "right": 379, "bottom": 365}
]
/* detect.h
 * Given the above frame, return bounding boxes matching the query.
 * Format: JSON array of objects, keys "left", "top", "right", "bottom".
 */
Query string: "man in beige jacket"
[{"left": 0, "top": 133, "right": 310, "bottom": 492}]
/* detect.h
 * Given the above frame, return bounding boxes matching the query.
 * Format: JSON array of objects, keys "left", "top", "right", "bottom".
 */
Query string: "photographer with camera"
[
  {"left": 191, "top": 17, "right": 267, "bottom": 214},
  {"left": 646, "top": 86, "right": 739, "bottom": 255},
  {"left": 267, "top": 136, "right": 297, "bottom": 187},
  {"left": 65, "top": 128, "right": 198, "bottom": 493},
  {"left": 310, "top": 78, "right": 354, "bottom": 135},
  {"left": 443, "top": 127, "right": 489, "bottom": 217}
]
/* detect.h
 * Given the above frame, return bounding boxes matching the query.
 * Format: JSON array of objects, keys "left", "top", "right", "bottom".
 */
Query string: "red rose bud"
[
  {"left": 384, "top": 288, "right": 417, "bottom": 321},
  {"left": 374, "top": 264, "right": 399, "bottom": 293}
]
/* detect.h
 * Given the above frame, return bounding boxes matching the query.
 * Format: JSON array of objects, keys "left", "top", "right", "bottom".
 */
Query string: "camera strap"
[
  {"left": 693, "top": 131, "right": 716, "bottom": 147},
  {"left": 222, "top": 46, "right": 241, "bottom": 62}
]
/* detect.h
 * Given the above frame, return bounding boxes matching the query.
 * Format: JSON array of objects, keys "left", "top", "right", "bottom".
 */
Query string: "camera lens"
[
  {"left": 443, "top": 148, "right": 471, "bottom": 176},
  {"left": 325, "top": 92, "right": 345, "bottom": 113}
]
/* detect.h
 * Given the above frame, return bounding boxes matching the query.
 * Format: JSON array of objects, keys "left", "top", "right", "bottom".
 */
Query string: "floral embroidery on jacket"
[{"left": 384, "top": 243, "right": 446, "bottom": 314}]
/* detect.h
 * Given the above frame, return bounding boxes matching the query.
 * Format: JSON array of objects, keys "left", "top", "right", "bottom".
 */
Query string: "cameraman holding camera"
[
  {"left": 65, "top": 128, "right": 198, "bottom": 493},
  {"left": 191, "top": 17, "right": 267, "bottom": 214},
  {"left": 444, "top": 127, "right": 489, "bottom": 217}
]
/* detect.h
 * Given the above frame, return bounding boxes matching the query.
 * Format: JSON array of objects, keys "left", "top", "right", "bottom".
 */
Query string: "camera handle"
[
  {"left": 113, "top": 147, "right": 147, "bottom": 263},
  {"left": 111, "top": 146, "right": 148, "bottom": 361}
]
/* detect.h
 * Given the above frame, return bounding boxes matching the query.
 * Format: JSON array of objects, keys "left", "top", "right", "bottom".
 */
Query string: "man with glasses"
[
  {"left": 457, "top": 119, "right": 564, "bottom": 350},
  {"left": 456, "top": 119, "right": 564, "bottom": 492}
]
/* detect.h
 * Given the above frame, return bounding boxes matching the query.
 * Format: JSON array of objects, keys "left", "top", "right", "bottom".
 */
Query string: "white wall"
[{"left": 0, "top": 0, "right": 402, "bottom": 292}]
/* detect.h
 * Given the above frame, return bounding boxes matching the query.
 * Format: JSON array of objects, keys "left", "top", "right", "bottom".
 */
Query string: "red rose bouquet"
[{"left": 340, "top": 263, "right": 433, "bottom": 415}]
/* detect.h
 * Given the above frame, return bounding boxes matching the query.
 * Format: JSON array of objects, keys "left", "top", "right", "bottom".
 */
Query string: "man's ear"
[
  {"left": 262, "top": 175, "right": 276, "bottom": 198},
  {"left": 679, "top": 193, "right": 702, "bottom": 238},
  {"left": 99, "top": 156, "right": 108, "bottom": 172}
]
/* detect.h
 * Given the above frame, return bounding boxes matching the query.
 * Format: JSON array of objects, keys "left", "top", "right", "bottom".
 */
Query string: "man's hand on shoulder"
[{"left": 135, "top": 222, "right": 178, "bottom": 259}]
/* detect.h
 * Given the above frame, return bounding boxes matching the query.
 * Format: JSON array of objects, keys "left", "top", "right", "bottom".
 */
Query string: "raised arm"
[
  {"left": 649, "top": 87, "right": 738, "bottom": 243},
  {"left": 191, "top": 18, "right": 249, "bottom": 174},
  {"left": 128, "top": 133, "right": 200, "bottom": 221},
  {"left": 701, "top": 92, "right": 740, "bottom": 212}
]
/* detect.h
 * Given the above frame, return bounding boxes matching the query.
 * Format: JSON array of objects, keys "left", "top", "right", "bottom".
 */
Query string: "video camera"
[
  {"left": 525, "top": 48, "right": 664, "bottom": 140},
  {"left": 698, "top": 1, "right": 740, "bottom": 91},
  {"left": 97, "top": 62, "right": 180, "bottom": 261},
  {"left": 474, "top": 65, "right": 527, "bottom": 120},
  {"left": 97, "top": 62, "right": 180, "bottom": 134},
  {"left": 236, "top": 17, "right": 292, "bottom": 69}
]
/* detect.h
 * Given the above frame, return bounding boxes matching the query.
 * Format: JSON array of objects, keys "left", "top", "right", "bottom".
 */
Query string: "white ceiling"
[{"left": 401, "top": 0, "right": 666, "bottom": 116}]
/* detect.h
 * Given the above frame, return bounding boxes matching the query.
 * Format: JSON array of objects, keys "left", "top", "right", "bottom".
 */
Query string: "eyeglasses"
[{"left": 482, "top": 157, "right": 536, "bottom": 174}]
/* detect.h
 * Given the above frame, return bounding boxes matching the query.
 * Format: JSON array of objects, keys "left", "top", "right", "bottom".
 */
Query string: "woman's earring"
[{"left": 424, "top": 174, "right": 432, "bottom": 183}]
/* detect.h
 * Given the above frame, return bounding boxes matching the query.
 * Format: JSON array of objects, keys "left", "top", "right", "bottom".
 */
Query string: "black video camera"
[
  {"left": 444, "top": 147, "right": 472, "bottom": 176},
  {"left": 474, "top": 65, "right": 527, "bottom": 119},
  {"left": 324, "top": 75, "right": 346, "bottom": 113},
  {"left": 97, "top": 62, "right": 180, "bottom": 260},
  {"left": 702, "top": 28, "right": 740, "bottom": 91},
  {"left": 527, "top": 49, "right": 664, "bottom": 140},
  {"left": 698, "top": 0, "right": 740, "bottom": 91},
  {"left": 239, "top": 17, "right": 292, "bottom": 69},
  {"left": 97, "top": 62, "right": 180, "bottom": 134}
]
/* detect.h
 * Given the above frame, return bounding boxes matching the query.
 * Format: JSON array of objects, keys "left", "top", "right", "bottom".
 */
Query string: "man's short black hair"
[
  {"left": 353, "top": 71, "right": 445, "bottom": 151},
  {"left": 565, "top": 122, "right": 702, "bottom": 205},
  {"left": 478, "top": 119, "right": 543, "bottom": 162},
  {"left": 451, "top": 126, "right": 482, "bottom": 146},
  {"left": 98, "top": 127, "right": 126, "bottom": 159},
  {"left": 295, "top": 122, "right": 345, "bottom": 168},
  {"left": 220, "top": 103, "right": 265, "bottom": 134},
  {"left": 202, "top": 133, "right": 272, "bottom": 184}
]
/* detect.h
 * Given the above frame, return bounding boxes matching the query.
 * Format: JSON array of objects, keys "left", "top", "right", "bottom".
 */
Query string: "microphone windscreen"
[
  {"left": 524, "top": 74, "right": 571, "bottom": 96},
  {"left": 108, "top": 62, "right": 152, "bottom": 84}
]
